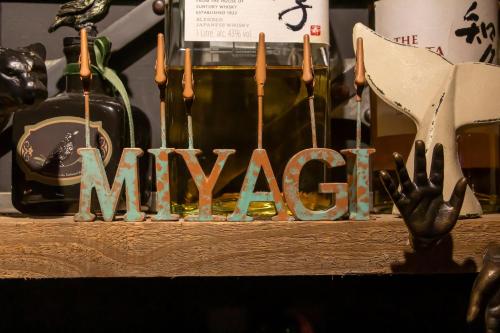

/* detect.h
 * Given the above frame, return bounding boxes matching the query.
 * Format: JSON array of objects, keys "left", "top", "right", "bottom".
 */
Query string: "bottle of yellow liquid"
[{"left": 164, "top": 0, "right": 331, "bottom": 217}]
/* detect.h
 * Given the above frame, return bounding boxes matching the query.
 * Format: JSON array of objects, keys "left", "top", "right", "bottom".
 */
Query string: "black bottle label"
[{"left": 16, "top": 116, "right": 112, "bottom": 186}]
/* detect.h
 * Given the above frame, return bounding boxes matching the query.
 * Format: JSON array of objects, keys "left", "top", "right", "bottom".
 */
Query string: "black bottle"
[{"left": 12, "top": 37, "right": 127, "bottom": 215}]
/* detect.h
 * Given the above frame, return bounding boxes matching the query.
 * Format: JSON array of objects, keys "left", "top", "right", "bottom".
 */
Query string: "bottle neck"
[
  {"left": 63, "top": 37, "right": 109, "bottom": 94},
  {"left": 65, "top": 74, "right": 107, "bottom": 94}
]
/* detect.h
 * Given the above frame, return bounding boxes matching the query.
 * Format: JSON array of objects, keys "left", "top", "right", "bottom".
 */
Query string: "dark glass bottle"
[{"left": 12, "top": 37, "right": 127, "bottom": 215}]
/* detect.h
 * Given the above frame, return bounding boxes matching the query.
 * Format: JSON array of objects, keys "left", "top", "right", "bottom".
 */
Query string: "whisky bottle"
[
  {"left": 457, "top": 124, "right": 500, "bottom": 213},
  {"left": 12, "top": 37, "right": 127, "bottom": 215},
  {"left": 164, "top": 0, "right": 331, "bottom": 217}
]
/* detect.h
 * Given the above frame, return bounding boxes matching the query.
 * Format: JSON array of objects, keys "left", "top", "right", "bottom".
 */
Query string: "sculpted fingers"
[
  {"left": 449, "top": 178, "right": 467, "bottom": 214},
  {"left": 429, "top": 143, "right": 444, "bottom": 187},
  {"left": 468, "top": 252, "right": 500, "bottom": 323},
  {"left": 394, "top": 152, "right": 415, "bottom": 195},
  {"left": 379, "top": 170, "right": 401, "bottom": 203},
  {"left": 413, "top": 140, "right": 428, "bottom": 187},
  {"left": 433, "top": 178, "right": 467, "bottom": 233}
]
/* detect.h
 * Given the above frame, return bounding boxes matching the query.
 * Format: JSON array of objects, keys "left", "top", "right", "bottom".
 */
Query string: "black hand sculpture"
[
  {"left": 379, "top": 140, "right": 468, "bottom": 249},
  {"left": 468, "top": 245, "right": 500, "bottom": 333},
  {"left": 0, "top": 44, "right": 47, "bottom": 131}
]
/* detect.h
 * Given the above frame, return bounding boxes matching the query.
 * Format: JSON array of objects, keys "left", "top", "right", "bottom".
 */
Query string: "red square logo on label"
[{"left": 310, "top": 25, "right": 321, "bottom": 36}]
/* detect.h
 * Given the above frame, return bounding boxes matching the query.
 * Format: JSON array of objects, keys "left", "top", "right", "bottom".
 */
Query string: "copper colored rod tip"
[
  {"left": 79, "top": 28, "right": 92, "bottom": 81},
  {"left": 302, "top": 34, "right": 314, "bottom": 92},
  {"left": 255, "top": 32, "right": 266, "bottom": 97},
  {"left": 182, "top": 48, "right": 194, "bottom": 101},
  {"left": 155, "top": 33, "right": 167, "bottom": 86},
  {"left": 355, "top": 37, "right": 366, "bottom": 101}
]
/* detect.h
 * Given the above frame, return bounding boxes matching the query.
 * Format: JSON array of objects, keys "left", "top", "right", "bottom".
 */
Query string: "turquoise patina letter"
[
  {"left": 283, "top": 148, "right": 348, "bottom": 221},
  {"left": 148, "top": 148, "right": 179, "bottom": 221},
  {"left": 228, "top": 149, "right": 290, "bottom": 221},
  {"left": 176, "top": 148, "right": 235, "bottom": 221},
  {"left": 75, "top": 147, "right": 145, "bottom": 222},
  {"left": 341, "top": 148, "right": 376, "bottom": 221}
]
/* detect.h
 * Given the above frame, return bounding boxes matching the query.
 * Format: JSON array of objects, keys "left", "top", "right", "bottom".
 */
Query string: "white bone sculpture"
[{"left": 353, "top": 23, "right": 500, "bottom": 217}]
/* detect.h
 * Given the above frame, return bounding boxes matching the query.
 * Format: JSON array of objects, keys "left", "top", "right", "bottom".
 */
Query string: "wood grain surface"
[{"left": 0, "top": 214, "right": 497, "bottom": 279}]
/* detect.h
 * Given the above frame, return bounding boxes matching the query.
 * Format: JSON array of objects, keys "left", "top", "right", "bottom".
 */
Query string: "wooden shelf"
[{"left": 0, "top": 214, "right": 498, "bottom": 279}]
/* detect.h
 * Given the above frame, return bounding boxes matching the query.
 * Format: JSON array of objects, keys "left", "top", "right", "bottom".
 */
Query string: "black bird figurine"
[{"left": 48, "top": 0, "right": 112, "bottom": 34}]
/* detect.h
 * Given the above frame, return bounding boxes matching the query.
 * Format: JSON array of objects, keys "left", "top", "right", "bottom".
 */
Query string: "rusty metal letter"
[
  {"left": 283, "top": 148, "right": 348, "bottom": 221},
  {"left": 228, "top": 149, "right": 290, "bottom": 221},
  {"left": 176, "top": 149, "right": 235, "bottom": 221},
  {"left": 341, "top": 148, "right": 376, "bottom": 221},
  {"left": 75, "top": 148, "right": 145, "bottom": 222},
  {"left": 148, "top": 148, "right": 179, "bottom": 221}
]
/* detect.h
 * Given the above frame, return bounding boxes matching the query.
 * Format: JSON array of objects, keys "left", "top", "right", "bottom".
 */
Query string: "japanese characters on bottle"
[{"left": 454, "top": 1, "right": 497, "bottom": 63}]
